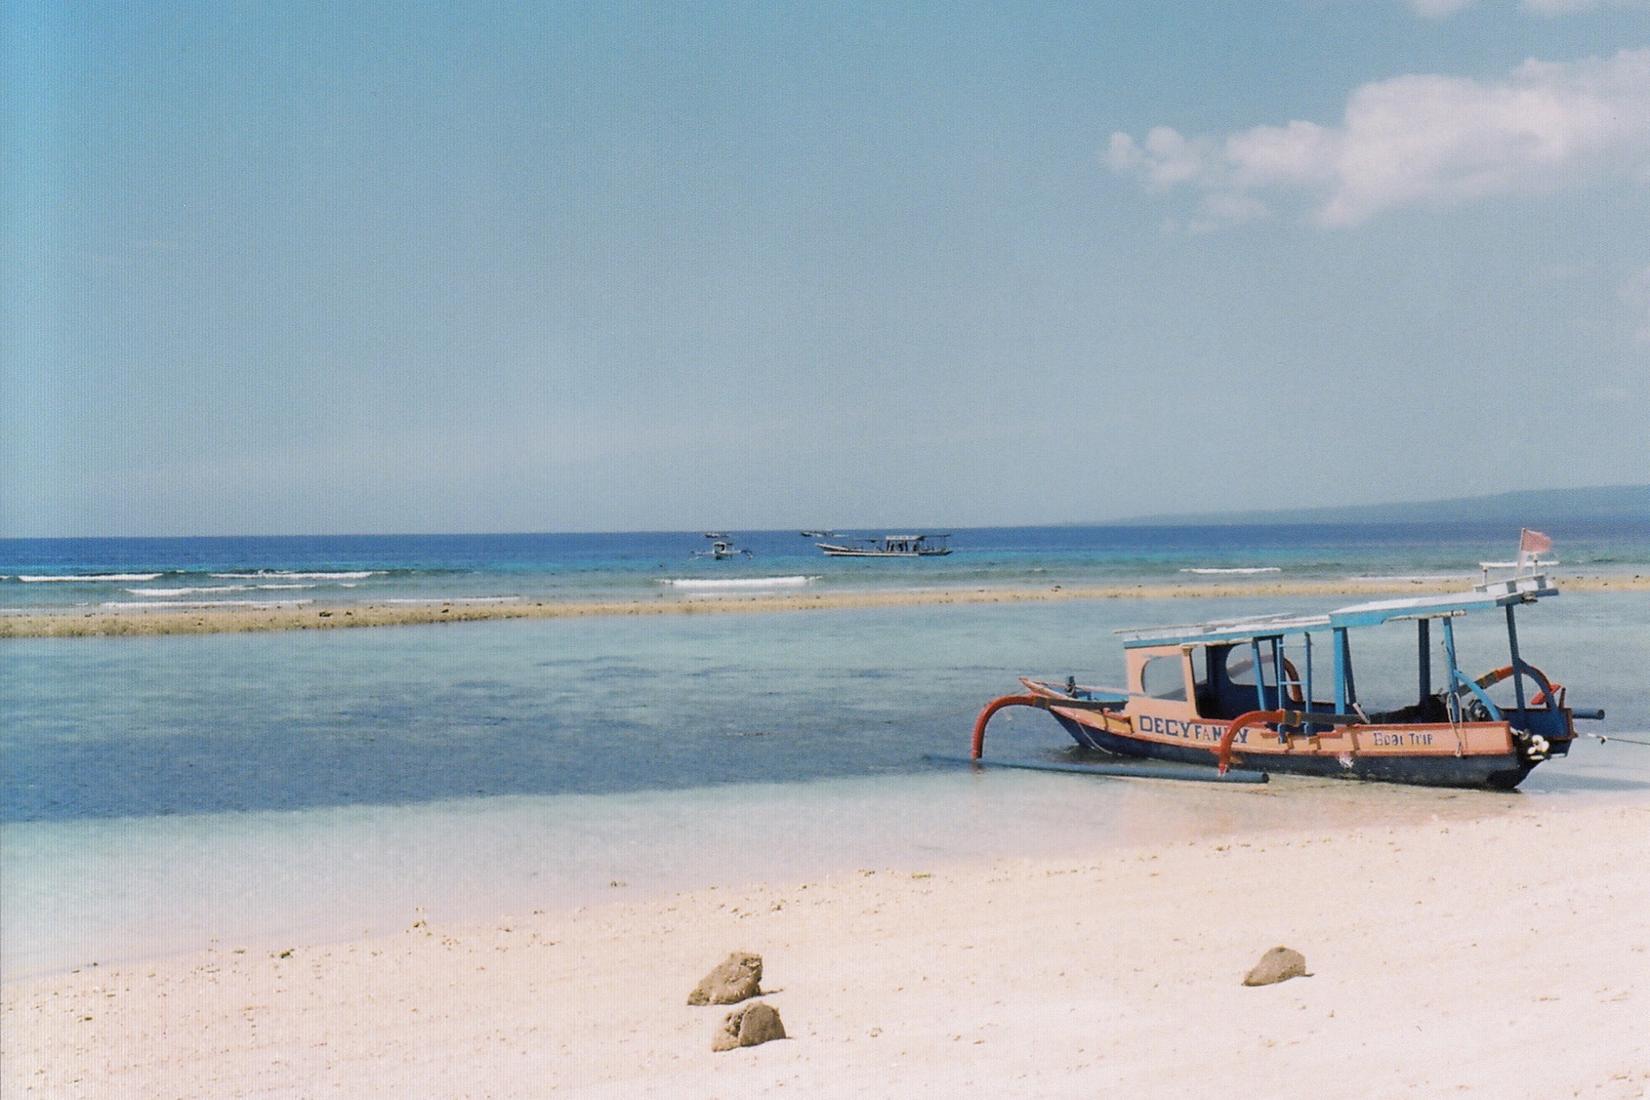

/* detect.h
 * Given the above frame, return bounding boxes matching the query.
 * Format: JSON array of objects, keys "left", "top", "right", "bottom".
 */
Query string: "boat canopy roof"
[{"left": 1117, "top": 573, "right": 1558, "bottom": 649}]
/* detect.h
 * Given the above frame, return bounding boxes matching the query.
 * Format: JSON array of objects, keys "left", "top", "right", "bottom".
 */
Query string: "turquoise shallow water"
[
  {"left": 2, "top": 589, "right": 1646, "bottom": 977},
  {"left": 6, "top": 592, "right": 1645, "bottom": 822}
]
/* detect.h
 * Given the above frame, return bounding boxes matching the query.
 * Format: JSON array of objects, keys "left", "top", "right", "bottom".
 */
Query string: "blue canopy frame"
[{"left": 1115, "top": 575, "right": 1563, "bottom": 734}]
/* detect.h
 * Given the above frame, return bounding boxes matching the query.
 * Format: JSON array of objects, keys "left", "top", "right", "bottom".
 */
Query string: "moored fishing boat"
[
  {"left": 971, "top": 535, "right": 1604, "bottom": 789},
  {"left": 816, "top": 533, "right": 952, "bottom": 557}
]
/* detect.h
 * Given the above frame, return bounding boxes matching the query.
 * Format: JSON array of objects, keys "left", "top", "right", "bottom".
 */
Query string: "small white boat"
[{"left": 694, "top": 534, "right": 751, "bottom": 560}]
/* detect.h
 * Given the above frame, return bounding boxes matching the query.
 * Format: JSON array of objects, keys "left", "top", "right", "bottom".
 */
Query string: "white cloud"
[
  {"left": 1522, "top": 0, "right": 1650, "bottom": 12},
  {"left": 1175, "top": 193, "right": 1274, "bottom": 235},
  {"left": 1106, "top": 49, "right": 1650, "bottom": 228},
  {"left": 1407, "top": 0, "right": 1477, "bottom": 17},
  {"left": 1106, "top": 128, "right": 1216, "bottom": 188},
  {"left": 1408, "top": 0, "right": 1650, "bottom": 16}
]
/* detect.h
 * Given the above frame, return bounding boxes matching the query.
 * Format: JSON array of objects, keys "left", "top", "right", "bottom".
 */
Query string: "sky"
[{"left": 3, "top": 0, "right": 1648, "bottom": 537}]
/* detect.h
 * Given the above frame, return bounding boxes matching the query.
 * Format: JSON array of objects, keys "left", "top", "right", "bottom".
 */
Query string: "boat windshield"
[{"left": 1140, "top": 655, "right": 1187, "bottom": 701}]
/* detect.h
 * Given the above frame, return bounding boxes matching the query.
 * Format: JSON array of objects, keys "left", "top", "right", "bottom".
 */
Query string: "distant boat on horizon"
[{"left": 815, "top": 534, "right": 952, "bottom": 558}]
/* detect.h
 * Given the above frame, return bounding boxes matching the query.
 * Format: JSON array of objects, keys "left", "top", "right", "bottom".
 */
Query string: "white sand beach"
[
  {"left": 5, "top": 800, "right": 1646, "bottom": 1098},
  {"left": 10, "top": 3, "right": 1649, "bottom": 1098}
]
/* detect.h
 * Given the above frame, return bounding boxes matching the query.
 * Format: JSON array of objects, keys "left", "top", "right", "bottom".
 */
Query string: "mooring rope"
[{"left": 1586, "top": 733, "right": 1650, "bottom": 748}]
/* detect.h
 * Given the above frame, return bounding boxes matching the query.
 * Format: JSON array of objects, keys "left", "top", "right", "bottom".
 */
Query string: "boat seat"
[{"left": 1365, "top": 696, "right": 1451, "bottom": 725}]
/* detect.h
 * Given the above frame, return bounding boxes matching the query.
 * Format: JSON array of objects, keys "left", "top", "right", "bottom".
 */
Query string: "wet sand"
[
  {"left": 3, "top": 574, "right": 1644, "bottom": 638},
  {"left": 4, "top": 800, "right": 1645, "bottom": 1098}
]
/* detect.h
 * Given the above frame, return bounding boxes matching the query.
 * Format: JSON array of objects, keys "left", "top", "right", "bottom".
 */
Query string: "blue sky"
[{"left": 3, "top": 0, "right": 1647, "bottom": 536}]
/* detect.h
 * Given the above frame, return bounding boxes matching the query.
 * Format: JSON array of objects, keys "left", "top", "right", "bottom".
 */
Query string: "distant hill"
[{"left": 1114, "top": 485, "right": 1650, "bottom": 527}]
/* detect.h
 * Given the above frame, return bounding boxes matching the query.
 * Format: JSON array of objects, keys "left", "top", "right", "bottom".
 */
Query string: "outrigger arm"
[{"left": 971, "top": 693, "right": 1122, "bottom": 759}]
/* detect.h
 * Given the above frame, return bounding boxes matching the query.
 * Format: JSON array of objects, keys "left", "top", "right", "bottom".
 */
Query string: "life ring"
[
  {"left": 1466, "top": 664, "right": 1559, "bottom": 707},
  {"left": 1281, "top": 657, "right": 1304, "bottom": 705}
]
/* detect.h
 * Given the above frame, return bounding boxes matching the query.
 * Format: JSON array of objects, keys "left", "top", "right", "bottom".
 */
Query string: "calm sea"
[{"left": 3, "top": 522, "right": 1647, "bottom": 976}]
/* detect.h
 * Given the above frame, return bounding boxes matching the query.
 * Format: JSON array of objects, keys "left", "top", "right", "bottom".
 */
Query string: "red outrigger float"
[{"left": 972, "top": 554, "right": 1604, "bottom": 790}]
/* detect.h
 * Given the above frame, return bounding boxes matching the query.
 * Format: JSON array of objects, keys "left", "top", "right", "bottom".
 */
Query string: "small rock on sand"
[
  {"left": 1243, "top": 946, "right": 1309, "bottom": 986},
  {"left": 688, "top": 952, "right": 763, "bottom": 1006},
  {"left": 711, "top": 1002, "right": 785, "bottom": 1051}
]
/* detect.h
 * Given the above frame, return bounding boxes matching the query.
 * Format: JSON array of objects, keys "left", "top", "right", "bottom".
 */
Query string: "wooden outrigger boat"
[
  {"left": 972, "top": 560, "right": 1604, "bottom": 790},
  {"left": 816, "top": 533, "right": 952, "bottom": 557}
]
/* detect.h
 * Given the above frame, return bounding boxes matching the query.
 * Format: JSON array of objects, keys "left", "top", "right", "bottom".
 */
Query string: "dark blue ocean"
[{"left": 3, "top": 521, "right": 1647, "bottom": 976}]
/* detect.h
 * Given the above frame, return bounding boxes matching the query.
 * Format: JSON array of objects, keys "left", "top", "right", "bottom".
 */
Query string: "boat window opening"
[
  {"left": 1329, "top": 621, "right": 1459, "bottom": 724},
  {"left": 1426, "top": 610, "right": 1535, "bottom": 712},
  {"left": 1434, "top": 617, "right": 1517, "bottom": 716},
  {"left": 1141, "top": 655, "right": 1188, "bottom": 701},
  {"left": 1191, "top": 638, "right": 1331, "bottom": 721},
  {"left": 1196, "top": 645, "right": 1268, "bottom": 720}
]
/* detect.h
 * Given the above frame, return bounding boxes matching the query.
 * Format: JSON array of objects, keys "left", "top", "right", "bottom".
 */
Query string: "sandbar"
[
  {"left": 3, "top": 801, "right": 1646, "bottom": 1097},
  {"left": 3, "top": 574, "right": 1644, "bottom": 638}
]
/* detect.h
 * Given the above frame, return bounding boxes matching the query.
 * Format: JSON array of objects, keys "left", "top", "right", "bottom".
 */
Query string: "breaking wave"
[
  {"left": 1178, "top": 567, "right": 1283, "bottom": 575},
  {"left": 16, "top": 573, "right": 165, "bottom": 583},
  {"left": 98, "top": 599, "right": 315, "bottom": 610},
  {"left": 658, "top": 575, "right": 821, "bottom": 589},
  {"left": 209, "top": 571, "right": 383, "bottom": 580}
]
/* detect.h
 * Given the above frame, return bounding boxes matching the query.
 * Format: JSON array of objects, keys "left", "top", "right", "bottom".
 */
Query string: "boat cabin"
[{"left": 880, "top": 534, "right": 941, "bottom": 554}]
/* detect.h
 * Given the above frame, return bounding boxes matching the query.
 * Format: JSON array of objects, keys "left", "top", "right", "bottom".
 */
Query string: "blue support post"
[
  {"left": 1332, "top": 628, "right": 1348, "bottom": 714},
  {"left": 1418, "top": 619, "right": 1432, "bottom": 700},
  {"left": 1443, "top": 616, "right": 1463, "bottom": 720},
  {"left": 1272, "top": 639, "right": 1286, "bottom": 726},
  {"left": 1303, "top": 632, "right": 1315, "bottom": 736},
  {"left": 1250, "top": 639, "right": 1267, "bottom": 711},
  {"left": 1505, "top": 605, "right": 1526, "bottom": 714},
  {"left": 1342, "top": 629, "right": 1356, "bottom": 708}
]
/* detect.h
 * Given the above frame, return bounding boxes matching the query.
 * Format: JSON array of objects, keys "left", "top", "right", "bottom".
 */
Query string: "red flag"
[{"left": 1519, "top": 528, "right": 1553, "bottom": 556}]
